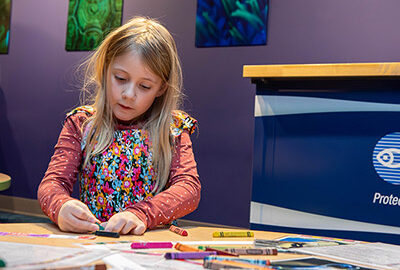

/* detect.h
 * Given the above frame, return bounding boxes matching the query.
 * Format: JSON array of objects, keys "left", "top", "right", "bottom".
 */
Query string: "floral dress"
[{"left": 67, "top": 107, "right": 196, "bottom": 222}]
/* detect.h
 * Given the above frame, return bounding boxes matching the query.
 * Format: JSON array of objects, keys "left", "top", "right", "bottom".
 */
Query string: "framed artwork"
[
  {"left": 0, "top": 0, "right": 11, "bottom": 54},
  {"left": 66, "top": 0, "right": 123, "bottom": 51},
  {"left": 195, "top": 0, "right": 268, "bottom": 47}
]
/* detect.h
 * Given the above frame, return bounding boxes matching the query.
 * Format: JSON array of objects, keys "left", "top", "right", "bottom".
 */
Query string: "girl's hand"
[
  {"left": 105, "top": 211, "right": 146, "bottom": 235},
  {"left": 58, "top": 200, "right": 100, "bottom": 233}
]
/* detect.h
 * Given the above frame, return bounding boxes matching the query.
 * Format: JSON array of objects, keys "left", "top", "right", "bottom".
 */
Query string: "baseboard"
[{"left": 0, "top": 195, "right": 46, "bottom": 217}]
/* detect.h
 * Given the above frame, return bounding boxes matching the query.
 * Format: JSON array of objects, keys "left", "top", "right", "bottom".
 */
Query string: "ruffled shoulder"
[
  {"left": 170, "top": 110, "right": 197, "bottom": 137},
  {"left": 66, "top": 105, "right": 94, "bottom": 118}
]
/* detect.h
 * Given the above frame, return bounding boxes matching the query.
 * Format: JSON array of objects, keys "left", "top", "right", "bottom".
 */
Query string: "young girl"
[{"left": 37, "top": 17, "right": 200, "bottom": 235}]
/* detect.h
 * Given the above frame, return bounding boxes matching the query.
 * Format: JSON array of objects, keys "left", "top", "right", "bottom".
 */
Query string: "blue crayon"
[{"left": 204, "top": 255, "right": 269, "bottom": 266}]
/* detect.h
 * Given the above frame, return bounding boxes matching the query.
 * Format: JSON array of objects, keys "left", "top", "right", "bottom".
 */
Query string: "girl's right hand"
[{"left": 58, "top": 200, "right": 100, "bottom": 233}]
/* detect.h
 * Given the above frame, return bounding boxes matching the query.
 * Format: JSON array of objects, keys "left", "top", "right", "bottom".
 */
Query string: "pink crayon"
[{"left": 131, "top": 242, "right": 173, "bottom": 249}]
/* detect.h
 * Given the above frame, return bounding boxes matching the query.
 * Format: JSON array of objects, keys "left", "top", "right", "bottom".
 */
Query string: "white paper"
[
  {"left": 0, "top": 241, "right": 111, "bottom": 269},
  {"left": 103, "top": 252, "right": 204, "bottom": 270},
  {"left": 296, "top": 242, "right": 400, "bottom": 269}
]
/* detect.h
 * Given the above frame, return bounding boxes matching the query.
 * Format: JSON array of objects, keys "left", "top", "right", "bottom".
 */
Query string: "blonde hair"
[{"left": 80, "top": 16, "right": 183, "bottom": 193}]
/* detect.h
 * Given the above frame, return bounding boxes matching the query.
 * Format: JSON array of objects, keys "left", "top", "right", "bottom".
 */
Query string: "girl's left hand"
[{"left": 104, "top": 211, "right": 146, "bottom": 235}]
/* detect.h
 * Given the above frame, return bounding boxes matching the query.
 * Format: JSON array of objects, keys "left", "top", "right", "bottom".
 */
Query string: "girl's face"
[{"left": 106, "top": 51, "right": 165, "bottom": 124}]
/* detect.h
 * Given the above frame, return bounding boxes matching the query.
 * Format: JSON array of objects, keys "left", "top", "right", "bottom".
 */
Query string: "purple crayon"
[{"left": 165, "top": 251, "right": 217, "bottom": 260}]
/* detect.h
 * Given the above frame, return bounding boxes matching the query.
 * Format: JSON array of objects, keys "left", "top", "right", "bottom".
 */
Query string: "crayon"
[
  {"left": 174, "top": 242, "right": 199, "bottom": 252},
  {"left": 95, "top": 222, "right": 105, "bottom": 231},
  {"left": 203, "top": 260, "right": 270, "bottom": 269},
  {"left": 164, "top": 251, "right": 217, "bottom": 260},
  {"left": 224, "top": 248, "right": 278, "bottom": 255},
  {"left": 131, "top": 242, "right": 173, "bottom": 249},
  {"left": 205, "top": 247, "right": 238, "bottom": 257},
  {"left": 254, "top": 239, "right": 282, "bottom": 247},
  {"left": 0, "top": 258, "right": 5, "bottom": 268},
  {"left": 198, "top": 246, "right": 248, "bottom": 251},
  {"left": 41, "top": 263, "right": 107, "bottom": 270},
  {"left": 171, "top": 220, "right": 179, "bottom": 226},
  {"left": 212, "top": 231, "right": 254, "bottom": 238},
  {"left": 169, "top": 225, "right": 188, "bottom": 236},
  {"left": 204, "top": 256, "right": 270, "bottom": 266},
  {"left": 94, "top": 230, "right": 120, "bottom": 238}
]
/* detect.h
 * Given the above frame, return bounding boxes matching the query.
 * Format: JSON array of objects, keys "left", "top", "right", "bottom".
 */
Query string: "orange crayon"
[
  {"left": 169, "top": 225, "right": 188, "bottom": 236},
  {"left": 174, "top": 242, "right": 199, "bottom": 252}
]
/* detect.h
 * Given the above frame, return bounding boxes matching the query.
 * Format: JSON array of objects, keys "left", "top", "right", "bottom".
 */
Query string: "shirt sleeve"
[
  {"left": 37, "top": 113, "right": 85, "bottom": 224},
  {"left": 126, "top": 130, "right": 201, "bottom": 229}
]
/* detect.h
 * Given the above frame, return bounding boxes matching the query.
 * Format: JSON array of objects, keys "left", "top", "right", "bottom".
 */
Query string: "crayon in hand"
[
  {"left": 212, "top": 231, "right": 254, "bottom": 238},
  {"left": 169, "top": 225, "right": 188, "bottom": 236},
  {"left": 95, "top": 222, "right": 105, "bottom": 231}
]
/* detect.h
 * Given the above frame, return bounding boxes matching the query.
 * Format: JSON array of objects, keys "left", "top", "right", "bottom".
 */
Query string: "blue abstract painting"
[{"left": 195, "top": 0, "right": 268, "bottom": 47}]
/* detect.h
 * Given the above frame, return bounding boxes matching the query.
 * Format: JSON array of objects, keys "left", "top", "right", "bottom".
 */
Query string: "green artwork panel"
[
  {"left": 0, "top": 0, "right": 11, "bottom": 54},
  {"left": 66, "top": 0, "right": 123, "bottom": 51}
]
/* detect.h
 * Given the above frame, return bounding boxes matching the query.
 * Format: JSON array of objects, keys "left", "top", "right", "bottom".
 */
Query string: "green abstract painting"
[
  {"left": 0, "top": 0, "right": 11, "bottom": 54},
  {"left": 66, "top": 0, "right": 123, "bottom": 51}
]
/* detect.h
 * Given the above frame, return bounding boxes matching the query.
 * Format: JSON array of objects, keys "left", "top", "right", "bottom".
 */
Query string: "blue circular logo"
[{"left": 373, "top": 132, "right": 400, "bottom": 185}]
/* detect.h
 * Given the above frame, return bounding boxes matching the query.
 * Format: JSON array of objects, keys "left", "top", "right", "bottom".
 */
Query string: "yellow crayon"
[{"left": 212, "top": 231, "right": 254, "bottom": 238}]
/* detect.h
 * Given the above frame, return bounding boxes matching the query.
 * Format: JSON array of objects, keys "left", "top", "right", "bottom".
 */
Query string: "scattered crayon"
[
  {"left": 169, "top": 225, "right": 188, "bottom": 236},
  {"left": 204, "top": 256, "right": 270, "bottom": 266},
  {"left": 205, "top": 247, "right": 238, "bottom": 257},
  {"left": 198, "top": 246, "right": 248, "bottom": 251},
  {"left": 165, "top": 251, "right": 217, "bottom": 260},
  {"left": 203, "top": 259, "right": 270, "bottom": 269},
  {"left": 40, "top": 263, "right": 107, "bottom": 270},
  {"left": 131, "top": 242, "right": 173, "bottom": 249},
  {"left": 224, "top": 247, "right": 278, "bottom": 255},
  {"left": 174, "top": 242, "right": 199, "bottom": 252},
  {"left": 212, "top": 231, "right": 254, "bottom": 238},
  {"left": 94, "top": 230, "right": 120, "bottom": 238},
  {"left": 254, "top": 239, "right": 282, "bottom": 247}
]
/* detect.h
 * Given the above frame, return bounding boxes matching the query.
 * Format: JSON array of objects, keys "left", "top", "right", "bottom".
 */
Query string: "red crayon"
[
  {"left": 205, "top": 247, "right": 239, "bottom": 257},
  {"left": 169, "top": 225, "right": 188, "bottom": 236}
]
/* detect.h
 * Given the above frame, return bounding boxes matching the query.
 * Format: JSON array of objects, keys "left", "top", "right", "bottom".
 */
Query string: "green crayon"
[
  {"left": 198, "top": 246, "right": 234, "bottom": 251},
  {"left": 96, "top": 222, "right": 105, "bottom": 231},
  {"left": 0, "top": 258, "right": 6, "bottom": 267}
]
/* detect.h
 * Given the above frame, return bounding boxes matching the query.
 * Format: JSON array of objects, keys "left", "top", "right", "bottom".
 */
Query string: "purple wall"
[{"left": 1, "top": 0, "right": 400, "bottom": 228}]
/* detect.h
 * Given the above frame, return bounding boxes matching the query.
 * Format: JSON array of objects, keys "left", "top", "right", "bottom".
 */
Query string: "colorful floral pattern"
[{"left": 69, "top": 107, "right": 196, "bottom": 222}]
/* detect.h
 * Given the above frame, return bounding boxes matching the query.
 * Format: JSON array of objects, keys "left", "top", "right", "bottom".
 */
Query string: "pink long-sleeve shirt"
[{"left": 37, "top": 110, "right": 201, "bottom": 229}]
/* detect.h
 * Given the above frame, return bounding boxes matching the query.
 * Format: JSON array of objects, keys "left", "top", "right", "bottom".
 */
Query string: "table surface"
[{"left": 0, "top": 223, "right": 381, "bottom": 269}]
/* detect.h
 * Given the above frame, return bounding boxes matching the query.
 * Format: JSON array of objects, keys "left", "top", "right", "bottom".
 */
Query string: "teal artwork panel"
[
  {"left": 196, "top": 0, "right": 268, "bottom": 47},
  {"left": 66, "top": 0, "right": 123, "bottom": 51},
  {"left": 0, "top": 0, "right": 11, "bottom": 54}
]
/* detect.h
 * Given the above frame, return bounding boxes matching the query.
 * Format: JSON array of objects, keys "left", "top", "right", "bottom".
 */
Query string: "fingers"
[
  {"left": 132, "top": 222, "right": 146, "bottom": 235},
  {"left": 104, "top": 212, "right": 146, "bottom": 235},
  {"left": 63, "top": 215, "right": 99, "bottom": 233},
  {"left": 58, "top": 200, "right": 99, "bottom": 233},
  {"left": 71, "top": 207, "right": 98, "bottom": 224},
  {"left": 58, "top": 201, "right": 147, "bottom": 235},
  {"left": 70, "top": 212, "right": 99, "bottom": 232}
]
